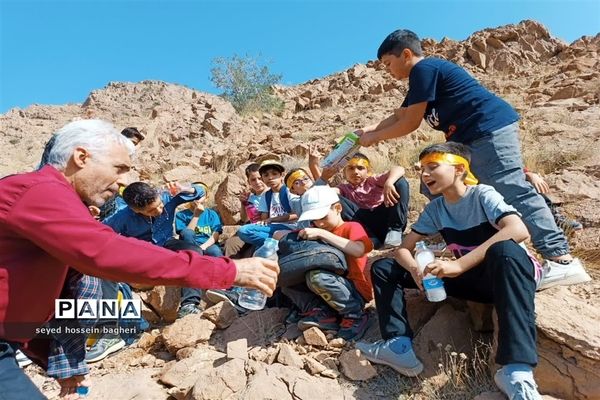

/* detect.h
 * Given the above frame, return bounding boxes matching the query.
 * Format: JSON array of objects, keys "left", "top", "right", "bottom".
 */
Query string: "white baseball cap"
[{"left": 298, "top": 186, "right": 340, "bottom": 222}]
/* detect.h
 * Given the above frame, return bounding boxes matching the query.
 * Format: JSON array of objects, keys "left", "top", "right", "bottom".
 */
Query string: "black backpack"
[{"left": 277, "top": 232, "right": 348, "bottom": 288}]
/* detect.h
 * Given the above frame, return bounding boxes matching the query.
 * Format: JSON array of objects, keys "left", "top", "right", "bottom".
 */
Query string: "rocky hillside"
[{"left": 3, "top": 19, "right": 600, "bottom": 399}]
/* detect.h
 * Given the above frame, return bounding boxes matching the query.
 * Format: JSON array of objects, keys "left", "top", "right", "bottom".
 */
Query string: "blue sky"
[{"left": 1, "top": 0, "right": 599, "bottom": 113}]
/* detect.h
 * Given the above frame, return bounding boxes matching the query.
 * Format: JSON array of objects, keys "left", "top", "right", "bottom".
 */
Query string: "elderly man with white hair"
[{"left": 0, "top": 119, "right": 279, "bottom": 399}]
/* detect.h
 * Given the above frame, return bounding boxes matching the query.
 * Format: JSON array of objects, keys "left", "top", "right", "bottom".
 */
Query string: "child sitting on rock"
[
  {"left": 223, "top": 163, "right": 268, "bottom": 259},
  {"left": 237, "top": 160, "right": 298, "bottom": 247},
  {"left": 284, "top": 185, "right": 374, "bottom": 341},
  {"left": 357, "top": 142, "right": 543, "bottom": 399},
  {"left": 310, "top": 151, "right": 409, "bottom": 249},
  {"left": 176, "top": 182, "right": 224, "bottom": 257}
]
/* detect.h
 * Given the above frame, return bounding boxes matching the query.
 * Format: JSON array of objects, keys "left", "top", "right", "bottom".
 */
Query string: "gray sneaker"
[
  {"left": 384, "top": 230, "right": 403, "bottom": 248},
  {"left": 494, "top": 366, "right": 542, "bottom": 400},
  {"left": 177, "top": 303, "right": 200, "bottom": 319},
  {"left": 85, "top": 337, "right": 126, "bottom": 363},
  {"left": 15, "top": 350, "right": 32, "bottom": 368},
  {"left": 538, "top": 258, "right": 591, "bottom": 291},
  {"left": 204, "top": 288, "right": 249, "bottom": 313},
  {"left": 356, "top": 337, "right": 423, "bottom": 377}
]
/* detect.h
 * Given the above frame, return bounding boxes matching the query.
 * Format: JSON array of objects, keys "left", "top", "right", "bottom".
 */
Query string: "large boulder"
[
  {"left": 535, "top": 287, "right": 600, "bottom": 400},
  {"left": 138, "top": 286, "right": 181, "bottom": 323},
  {"left": 161, "top": 315, "right": 216, "bottom": 354}
]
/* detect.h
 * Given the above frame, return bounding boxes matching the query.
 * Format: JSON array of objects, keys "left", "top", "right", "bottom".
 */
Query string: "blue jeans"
[
  {"left": 467, "top": 122, "right": 569, "bottom": 258},
  {"left": 0, "top": 342, "right": 46, "bottom": 399},
  {"left": 163, "top": 238, "right": 204, "bottom": 306},
  {"left": 237, "top": 223, "right": 292, "bottom": 247},
  {"left": 179, "top": 229, "right": 224, "bottom": 257}
]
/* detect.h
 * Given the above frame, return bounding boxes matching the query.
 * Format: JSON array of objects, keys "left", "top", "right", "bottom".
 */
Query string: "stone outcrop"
[{"left": 535, "top": 287, "right": 600, "bottom": 400}]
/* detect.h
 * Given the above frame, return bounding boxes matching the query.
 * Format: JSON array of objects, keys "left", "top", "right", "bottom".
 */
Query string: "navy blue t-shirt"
[{"left": 402, "top": 58, "right": 519, "bottom": 143}]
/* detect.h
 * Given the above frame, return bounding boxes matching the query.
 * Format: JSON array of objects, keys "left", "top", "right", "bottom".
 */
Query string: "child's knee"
[
  {"left": 371, "top": 258, "right": 396, "bottom": 281},
  {"left": 486, "top": 240, "right": 520, "bottom": 259},
  {"left": 204, "top": 245, "right": 223, "bottom": 257},
  {"left": 237, "top": 224, "right": 255, "bottom": 239},
  {"left": 393, "top": 176, "right": 410, "bottom": 192},
  {"left": 179, "top": 228, "right": 195, "bottom": 240},
  {"left": 306, "top": 270, "right": 330, "bottom": 291},
  {"left": 486, "top": 240, "right": 533, "bottom": 277}
]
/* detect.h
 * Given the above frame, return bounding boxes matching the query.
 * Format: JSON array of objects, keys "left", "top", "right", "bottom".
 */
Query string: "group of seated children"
[{"left": 44, "top": 127, "right": 583, "bottom": 399}]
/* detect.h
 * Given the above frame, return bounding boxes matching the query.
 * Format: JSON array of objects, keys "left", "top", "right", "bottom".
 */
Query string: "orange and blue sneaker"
[
  {"left": 297, "top": 308, "right": 339, "bottom": 331},
  {"left": 338, "top": 312, "right": 372, "bottom": 341}
]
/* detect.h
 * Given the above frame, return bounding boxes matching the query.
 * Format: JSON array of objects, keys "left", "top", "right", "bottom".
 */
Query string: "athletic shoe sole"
[
  {"left": 356, "top": 343, "right": 424, "bottom": 377},
  {"left": 16, "top": 352, "right": 33, "bottom": 368},
  {"left": 85, "top": 340, "right": 126, "bottom": 363},
  {"left": 297, "top": 320, "right": 339, "bottom": 332},
  {"left": 538, "top": 268, "right": 592, "bottom": 291},
  {"left": 204, "top": 290, "right": 248, "bottom": 313}
]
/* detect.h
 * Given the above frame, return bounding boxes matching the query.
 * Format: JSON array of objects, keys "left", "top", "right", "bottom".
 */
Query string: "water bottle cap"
[{"left": 415, "top": 241, "right": 427, "bottom": 250}]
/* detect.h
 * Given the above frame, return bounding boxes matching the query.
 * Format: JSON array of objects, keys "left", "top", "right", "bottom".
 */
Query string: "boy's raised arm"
[{"left": 359, "top": 102, "right": 427, "bottom": 147}]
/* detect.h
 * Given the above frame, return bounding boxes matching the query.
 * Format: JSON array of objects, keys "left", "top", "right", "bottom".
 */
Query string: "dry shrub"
[
  {"left": 418, "top": 341, "right": 496, "bottom": 400},
  {"left": 522, "top": 144, "right": 593, "bottom": 175}
]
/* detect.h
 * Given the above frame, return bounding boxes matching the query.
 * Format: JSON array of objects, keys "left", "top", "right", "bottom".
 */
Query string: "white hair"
[{"left": 46, "top": 119, "right": 135, "bottom": 169}]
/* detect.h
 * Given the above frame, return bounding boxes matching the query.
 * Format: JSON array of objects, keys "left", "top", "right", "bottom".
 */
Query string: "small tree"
[{"left": 210, "top": 54, "right": 284, "bottom": 114}]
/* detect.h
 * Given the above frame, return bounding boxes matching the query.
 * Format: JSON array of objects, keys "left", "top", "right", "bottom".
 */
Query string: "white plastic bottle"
[
  {"left": 414, "top": 241, "right": 447, "bottom": 302},
  {"left": 320, "top": 131, "right": 361, "bottom": 169},
  {"left": 237, "top": 238, "right": 279, "bottom": 310}
]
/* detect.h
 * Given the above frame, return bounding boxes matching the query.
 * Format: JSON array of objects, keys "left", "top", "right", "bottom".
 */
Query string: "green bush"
[{"left": 210, "top": 54, "right": 284, "bottom": 115}]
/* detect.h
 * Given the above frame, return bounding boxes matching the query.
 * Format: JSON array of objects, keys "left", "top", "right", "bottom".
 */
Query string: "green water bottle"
[{"left": 320, "top": 131, "right": 361, "bottom": 169}]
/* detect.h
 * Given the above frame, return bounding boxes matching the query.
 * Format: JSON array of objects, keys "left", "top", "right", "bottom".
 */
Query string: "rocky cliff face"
[{"left": 3, "top": 20, "right": 599, "bottom": 399}]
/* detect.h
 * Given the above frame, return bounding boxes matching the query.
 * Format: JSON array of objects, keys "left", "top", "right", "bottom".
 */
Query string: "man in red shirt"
[{"left": 0, "top": 119, "right": 278, "bottom": 399}]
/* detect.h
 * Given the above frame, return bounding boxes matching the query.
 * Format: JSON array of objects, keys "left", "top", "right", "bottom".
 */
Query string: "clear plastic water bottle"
[
  {"left": 237, "top": 238, "right": 279, "bottom": 310},
  {"left": 414, "top": 241, "right": 447, "bottom": 302},
  {"left": 320, "top": 131, "right": 361, "bottom": 169}
]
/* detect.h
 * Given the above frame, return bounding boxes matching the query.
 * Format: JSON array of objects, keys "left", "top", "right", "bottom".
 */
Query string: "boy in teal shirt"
[{"left": 176, "top": 183, "right": 224, "bottom": 257}]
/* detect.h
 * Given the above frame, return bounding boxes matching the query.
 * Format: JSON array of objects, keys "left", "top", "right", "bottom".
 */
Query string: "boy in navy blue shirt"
[
  {"left": 104, "top": 181, "right": 207, "bottom": 319},
  {"left": 357, "top": 29, "right": 589, "bottom": 291}
]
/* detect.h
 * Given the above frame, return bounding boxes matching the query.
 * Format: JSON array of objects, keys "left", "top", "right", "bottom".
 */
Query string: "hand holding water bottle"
[
  {"left": 424, "top": 259, "right": 465, "bottom": 279},
  {"left": 237, "top": 238, "right": 279, "bottom": 310},
  {"left": 231, "top": 256, "right": 279, "bottom": 297},
  {"left": 414, "top": 241, "right": 447, "bottom": 302}
]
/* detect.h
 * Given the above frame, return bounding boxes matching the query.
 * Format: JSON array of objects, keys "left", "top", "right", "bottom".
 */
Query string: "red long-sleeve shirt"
[{"left": 0, "top": 166, "right": 237, "bottom": 344}]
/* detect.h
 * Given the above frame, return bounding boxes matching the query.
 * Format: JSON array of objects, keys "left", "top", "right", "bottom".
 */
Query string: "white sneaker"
[
  {"left": 15, "top": 350, "right": 33, "bottom": 368},
  {"left": 538, "top": 258, "right": 591, "bottom": 291},
  {"left": 494, "top": 365, "right": 542, "bottom": 400},
  {"left": 384, "top": 230, "right": 403, "bottom": 248}
]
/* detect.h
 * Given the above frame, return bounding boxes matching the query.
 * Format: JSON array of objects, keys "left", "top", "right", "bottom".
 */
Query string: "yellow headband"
[
  {"left": 419, "top": 153, "right": 479, "bottom": 185},
  {"left": 346, "top": 158, "right": 370, "bottom": 169},
  {"left": 286, "top": 170, "right": 308, "bottom": 188}
]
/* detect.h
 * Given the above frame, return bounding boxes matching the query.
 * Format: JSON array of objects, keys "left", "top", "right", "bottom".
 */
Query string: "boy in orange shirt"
[{"left": 287, "top": 185, "right": 374, "bottom": 340}]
